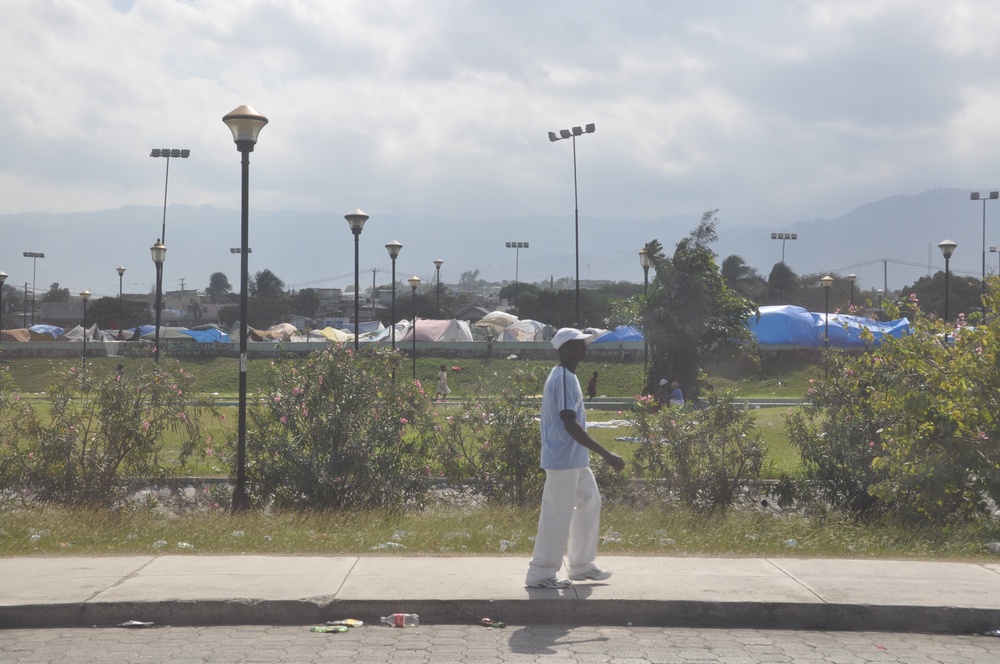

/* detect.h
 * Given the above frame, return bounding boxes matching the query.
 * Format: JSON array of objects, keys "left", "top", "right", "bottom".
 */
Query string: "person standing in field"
[{"left": 435, "top": 365, "right": 451, "bottom": 402}]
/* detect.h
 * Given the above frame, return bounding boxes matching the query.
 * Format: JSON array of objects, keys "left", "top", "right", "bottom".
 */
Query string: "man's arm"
[{"left": 560, "top": 411, "right": 625, "bottom": 472}]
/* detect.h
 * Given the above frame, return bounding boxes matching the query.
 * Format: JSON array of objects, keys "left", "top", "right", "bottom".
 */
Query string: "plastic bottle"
[{"left": 381, "top": 613, "right": 419, "bottom": 627}]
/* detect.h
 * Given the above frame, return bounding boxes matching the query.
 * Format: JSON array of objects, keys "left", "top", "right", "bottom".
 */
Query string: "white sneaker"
[
  {"left": 569, "top": 567, "right": 612, "bottom": 581},
  {"left": 526, "top": 576, "right": 572, "bottom": 589}
]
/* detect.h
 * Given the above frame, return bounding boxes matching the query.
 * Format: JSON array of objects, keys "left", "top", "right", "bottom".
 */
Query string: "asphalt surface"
[{"left": 4, "top": 555, "right": 1000, "bottom": 634}]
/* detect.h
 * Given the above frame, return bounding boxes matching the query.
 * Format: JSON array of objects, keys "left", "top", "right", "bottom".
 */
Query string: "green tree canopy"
[
  {"left": 205, "top": 272, "right": 233, "bottom": 304},
  {"left": 641, "top": 210, "right": 757, "bottom": 396}
]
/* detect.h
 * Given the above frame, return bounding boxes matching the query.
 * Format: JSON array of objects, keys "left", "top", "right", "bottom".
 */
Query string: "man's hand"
[{"left": 604, "top": 451, "right": 625, "bottom": 472}]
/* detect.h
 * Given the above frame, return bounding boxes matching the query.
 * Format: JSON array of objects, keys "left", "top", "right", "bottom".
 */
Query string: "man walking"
[{"left": 525, "top": 328, "right": 626, "bottom": 589}]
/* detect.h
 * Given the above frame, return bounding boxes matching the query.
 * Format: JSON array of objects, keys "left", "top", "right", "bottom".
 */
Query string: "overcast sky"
[{"left": 4, "top": 0, "right": 1000, "bottom": 227}]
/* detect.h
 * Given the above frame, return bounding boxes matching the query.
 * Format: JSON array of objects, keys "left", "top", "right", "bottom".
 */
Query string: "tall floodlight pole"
[
  {"left": 971, "top": 192, "right": 998, "bottom": 320},
  {"left": 150, "top": 148, "right": 191, "bottom": 244},
  {"left": 149, "top": 240, "right": 166, "bottom": 362},
  {"left": 408, "top": 276, "right": 421, "bottom": 380},
  {"left": 385, "top": 241, "right": 403, "bottom": 351},
  {"left": 639, "top": 246, "right": 651, "bottom": 375},
  {"left": 505, "top": 242, "right": 528, "bottom": 316},
  {"left": 939, "top": 239, "right": 957, "bottom": 324},
  {"left": 548, "top": 123, "right": 595, "bottom": 327},
  {"left": 770, "top": 233, "right": 796, "bottom": 304},
  {"left": 820, "top": 275, "right": 833, "bottom": 379},
  {"left": 80, "top": 290, "right": 91, "bottom": 370},
  {"left": 0, "top": 271, "right": 7, "bottom": 336},
  {"left": 345, "top": 209, "right": 370, "bottom": 350},
  {"left": 22, "top": 252, "right": 44, "bottom": 326},
  {"left": 222, "top": 104, "right": 268, "bottom": 513},
  {"left": 116, "top": 266, "right": 126, "bottom": 331},
  {"left": 433, "top": 259, "right": 443, "bottom": 318}
]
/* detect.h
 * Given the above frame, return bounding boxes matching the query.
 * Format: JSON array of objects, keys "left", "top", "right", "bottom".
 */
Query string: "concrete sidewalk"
[{"left": 3, "top": 555, "right": 1000, "bottom": 633}]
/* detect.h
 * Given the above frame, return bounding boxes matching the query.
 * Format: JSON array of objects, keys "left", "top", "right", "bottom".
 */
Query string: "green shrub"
[
  {"left": 630, "top": 391, "right": 765, "bottom": 510},
  {"left": 236, "top": 347, "right": 433, "bottom": 511},
  {"left": 0, "top": 362, "right": 212, "bottom": 508},
  {"left": 431, "top": 368, "right": 546, "bottom": 506}
]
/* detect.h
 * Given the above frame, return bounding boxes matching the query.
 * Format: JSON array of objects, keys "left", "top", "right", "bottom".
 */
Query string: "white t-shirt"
[{"left": 540, "top": 365, "right": 590, "bottom": 470}]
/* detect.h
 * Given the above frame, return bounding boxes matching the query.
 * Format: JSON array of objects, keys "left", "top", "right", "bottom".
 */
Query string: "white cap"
[
  {"left": 659, "top": 378, "right": 669, "bottom": 386},
  {"left": 551, "top": 327, "right": 593, "bottom": 350}
]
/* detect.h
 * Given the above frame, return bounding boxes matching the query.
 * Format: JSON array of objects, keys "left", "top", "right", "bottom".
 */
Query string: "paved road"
[{"left": 3, "top": 625, "right": 999, "bottom": 663}]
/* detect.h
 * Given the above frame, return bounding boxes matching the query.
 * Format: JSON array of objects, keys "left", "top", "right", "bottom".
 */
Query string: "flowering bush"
[
  {"left": 235, "top": 347, "right": 433, "bottom": 511},
  {"left": 0, "top": 362, "right": 213, "bottom": 508},
  {"left": 430, "top": 367, "right": 545, "bottom": 505},
  {"left": 788, "top": 287, "right": 1000, "bottom": 522},
  {"left": 629, "top": 391, "right": 764, "bottom": 510}
]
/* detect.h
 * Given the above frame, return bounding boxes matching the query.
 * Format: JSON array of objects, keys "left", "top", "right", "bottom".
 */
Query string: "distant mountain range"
[{"left": 0, "top": 188, "right": 989, "bottom": 300}]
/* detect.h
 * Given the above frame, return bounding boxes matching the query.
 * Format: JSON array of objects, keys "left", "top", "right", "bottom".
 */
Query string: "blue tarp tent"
[
  {"left": 591, "top": 325, "right": 645, "bottom": 343},
  {"left": 28, "top": 324, "right": 64, "bottom": 340},
  {"left": 748, "top": 305, "right": 910, "bottom": 349},
  {"left": 179, "top": 328, "right": 231, "bottom": 343}
]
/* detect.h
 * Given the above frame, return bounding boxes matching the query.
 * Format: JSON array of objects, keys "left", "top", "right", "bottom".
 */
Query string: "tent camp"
[
  {"left": 748, "top": 305, "right": 910, "bottom": 349},
  {"left": 502, "top": 319, "right": 546, "bottom": 342},
  {"left": 591, "top": 325, "right": 644, "bottom": 343},
  {"left": 474, "top": 311, "right": 518, "bottom": 334},
  {"left": 28, "top": 324, "right": 63, "bottom": 341},
  {"left": 0, "top": 328, "right": 30, "bottom": 343},
  {"left": 59, "top": 324, "right": 99, "bottom": 342},
  {"left": 401, "top": 318, "right": 474, "bottom": 342}
]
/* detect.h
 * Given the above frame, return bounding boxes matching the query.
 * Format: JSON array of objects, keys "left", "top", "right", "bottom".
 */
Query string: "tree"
[
  {"left": 641, "top": 210, "right": 757, "bottom": 396},
  {"left": 40, "top": 282, "right": 70, "bottom": 303},
  {"left": 899, "top": 272, "right": 982, "bottom": 323},
  {"left": 248, "top": 269, "right": 285, "bottom": 300},
  {"left": 459, "top": 269, "right": 485, "bottom": 289},
  {"left": 205, "top": 272, "right": 233, "bottom": 304},
  {"left": 765, "top": 263, "right": 800, "bottom": 306},
  {"left": 720, "top": 255, "right": 767, "bottom": 303},
  {"left": 87, "top": 296, "right": 149, "bottom": 330},
  {"left": 291, "top": 288, "right": 320, "bottom": 318}
]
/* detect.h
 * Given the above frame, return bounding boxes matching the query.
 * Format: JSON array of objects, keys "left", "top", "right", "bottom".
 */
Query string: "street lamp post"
[
  {"left": 222, "top": 104, "right": 269, "bottom": 513},
  {"left": 0, "top": 270, "right": 6, "bottom": 336},
  {"left": 638, "top": 246, "right": 650, "bottom": 376},
  {"left": 847, "top": 273, "right": 857, "bottom": 309},
  {"left": 433, "top": 259, "right": 443, "bottom": 318},
  {"left": 116, "top": 266, "right": 126, "bottom": 331},
  {"left": 939, "top": 239, "right": 958, "bottom": 323},
  {"left": 876, "top": 289, "right": 883, "bottom": 320},
  {"left": 385, "top": 241, "right": 403, "bottom": 350},
  {"left": 505, "top": 242, "right": 528, "bottom": 316},
  {"left": 992, "top": 245, "right": 999, "bottom": 275},
  {"left": 548, "top": 123, "right": 596, "bottom": 327},
  {"left": 345, "top": 209, "right": 370, "bottom": 350},
  {"left": 22, "top": 252, "right": 44, "bottom": 326},
  {"left": 149, "top": 240, "right": 166, "bottom": 363},
  {"left": 820, "top": 275, "right": 834, "bottom": 379},
  {"left": 80, "top": 290, "right": 90, "bottom": 370},
  {"left": 971, "top": 192, "right": 998, "bottom": 312},
  {"left": 408, "top": 276, "right": 420, "bottom": 380},
  {"left": 150, "top": 148, "right": 191, "bottom": 244}
]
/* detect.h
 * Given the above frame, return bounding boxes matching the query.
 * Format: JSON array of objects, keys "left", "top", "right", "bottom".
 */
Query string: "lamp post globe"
[
  {"left": 385, "top": 241, "right": 403, "bottom": 351},
  {"left": 80, "top": 290, "right": 91, "bottom": 370},
  {"left": 408, "top": 275, "right": 421, "bottom": 380},
  {"left": 222, "top": 104, "right": 268, "bottom": 514},
  {"left": 939, "top": 239, "right": 957, "bottom": 323},
  {"left": 0, "top": 270, "right": 7, "bottom": 336},
  {"left": 149, "top": 240, "right": 167, "bottom": 363},
  {"left": 116, "top": 266, "right": 126, "bottom": 332},
  {"left": 433, "top": 259, "right": 443, "bottom": 318},
  {"left": 345, "top": 209, "right": 370, "bottom": 350},
  {"left": 820, "top": 275, "right": 834, "bottom": 378},
  {"left": 638, "top": 246, "right": 651, "bottom": 376}
]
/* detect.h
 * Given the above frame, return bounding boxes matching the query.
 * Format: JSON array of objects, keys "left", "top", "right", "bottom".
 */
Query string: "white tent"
[
  {"left": 474, "top": 311, "right": 518, "bottom": 334},
  {"left": 502, "top": 319, "right": 546, "bottom": 341},
  {"left": 401, "top": 318, "right": 474, "bottom": 342}
]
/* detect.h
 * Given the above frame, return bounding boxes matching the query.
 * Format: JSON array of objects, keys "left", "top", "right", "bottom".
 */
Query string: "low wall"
[{"left": 0, "top": 339, "right": 646, "bottom": 361}]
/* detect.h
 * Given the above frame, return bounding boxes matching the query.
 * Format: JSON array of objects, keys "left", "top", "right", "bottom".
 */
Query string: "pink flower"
[
  {"left": 399, "top": 417, "right": 409, "bottom": 424},
  {"left": 280, "top": 416, "right": 287, "bottom": 424}
]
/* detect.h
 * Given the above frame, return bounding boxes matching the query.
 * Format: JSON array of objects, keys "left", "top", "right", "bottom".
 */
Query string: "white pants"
[{"left": 525, "top": 466, "right": 602, "bottom": 585}]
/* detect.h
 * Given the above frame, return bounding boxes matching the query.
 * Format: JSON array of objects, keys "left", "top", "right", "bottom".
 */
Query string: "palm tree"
[
  {"left": 205, "top": 272, "right": 233, "bottom": 304},
  {"left": 767, "top": 262, "right": 800, "bottom": 306},
  {"left": 721, "top": 255, "right": 767, "bottom": 302}
]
